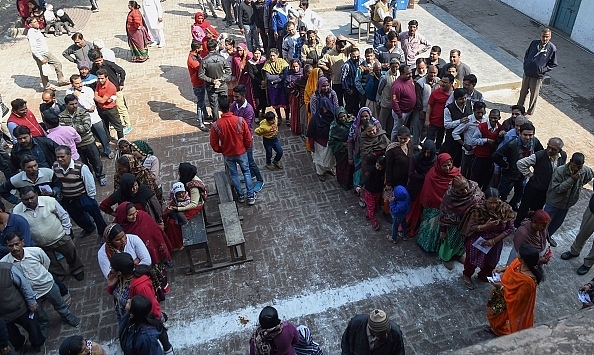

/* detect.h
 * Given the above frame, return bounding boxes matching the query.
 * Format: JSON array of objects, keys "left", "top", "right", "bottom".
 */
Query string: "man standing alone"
[
  {"left": 26, "top": 17, "right": 68, "bottom": 89},
  {"left": 517, "top": 28, "right": 557, "bottom": 116}
]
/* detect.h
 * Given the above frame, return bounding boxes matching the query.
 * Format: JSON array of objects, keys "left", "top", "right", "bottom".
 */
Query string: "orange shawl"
[{"left": 489, "top": 258, "right": 537, "bottom": 335}]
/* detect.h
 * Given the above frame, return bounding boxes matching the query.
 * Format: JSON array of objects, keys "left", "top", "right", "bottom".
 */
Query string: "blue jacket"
[
  {"left": 389, "top": 185, "right": 411, "bottom": 219},
  {"left": 523, "top": 40, "right": 557, "bottom": 79},
  {"left": 119, "top": 314, "right": 163, "bottom": 355},
  {"left": 271, "top": 3, "right": 291, "bottom": 33}
]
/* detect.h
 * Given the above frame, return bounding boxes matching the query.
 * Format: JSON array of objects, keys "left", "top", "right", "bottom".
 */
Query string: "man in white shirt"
[
  {"left": 412, "top": 64, "right": 439, "bottom": 150},
  {"left": 298, "top": 0, "right": 322, "bottom": 32},
  {"left": 2, "top": 232, "right": 80, "bottom": 336},
  {"left": 26, "top": 17, "right": 68, "bottom": 89},
  {"left": 452, "top": 101, "right": 486, "bottom": 177},
  {"left": 13, "top": 186, "right": 84, "bottom": 281},
  {"left": 65, "top": 74, "right": 114, "bottom": 158}
]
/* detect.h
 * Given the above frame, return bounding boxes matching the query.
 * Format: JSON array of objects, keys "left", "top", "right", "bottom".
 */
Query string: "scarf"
[
  {"left": 306, "top": 96, "right": 335, "bottom": 141},
  {"left": 232, "top": 43, "right": 253, "bottom": 79},
  {"left": 348, "top": 107, "right": 374, "bottom": 143},
  {"left": 130, "top": 140, "right": 154, "bottom": 159},
  {"left": 114, "top": 203, "right": 172, "bottom": 263},
  {"left": 252, "top": 323, "right": 284, "bottom": 355},
  {"left": 262, "top": 57, "right": 289, "bottom": 75},
  {"left": 514, "top": 219, "right": 548, "bottom": 255},
  {"left": 360, "top": 128, "right": 390, "bottom": 157},
  {"left": 248, "top": 54, "right": 267, "bottom": 66},
  {"left": 418, "top": 153, "right": 461, "bottom": 209},
  {"left": 328, "top": 107, "right": 353, "bottom": 162},
  {"left": 412, "top": 139, "right": 437, "bottom": 176},
  {"left": 115, "top": 154, "right": 162, "bottom": 203},
  {"left": 459, "top": 198, "right": 515, "bottom": 239},
  {"left": 112, "top": 173, "right": 156, "bottom": 205},
  {"left": 304, "top": 68, "right": 322, "bottom": 107},
  {"left": 439, "top": 180, "right": 484, "bottom": 228},
  {"left": 103, "top": 223, "right": 124, "bottom": 260}
]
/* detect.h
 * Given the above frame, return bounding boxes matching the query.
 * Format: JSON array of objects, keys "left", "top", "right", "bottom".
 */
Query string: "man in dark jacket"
[
  {"left": 492, "top": 122, "right": 543, "bottom": 210},
  {"left": 199, "top": 40, "right": 231, "bottom": 121},
  {"left": 238, "top": 0, "right": 258, "bottom": 51},
  {"left": 515, "top": 137, "right": 566, "bottom": 229},
  {"left": 39, "top": 89, "right": 65, "bottom": 123},
  {"left": 341, "top": 309, "right": 405, "bottom": 355},
  {"left": 517, "top": 28, "right": 557, "bottom": 115},
  {"left": 10, "top": 126, "right": 59, "bottom": 172}
]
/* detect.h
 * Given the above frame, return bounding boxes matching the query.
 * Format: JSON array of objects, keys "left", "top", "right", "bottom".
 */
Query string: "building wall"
[
  {"left": 571, "top": 1, "right": 594, "bottom": 52},
  {"left": 501, "top": 0, "right": 557, "bottom": 25}
]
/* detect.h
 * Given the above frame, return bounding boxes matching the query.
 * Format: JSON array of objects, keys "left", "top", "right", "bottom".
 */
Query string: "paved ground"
[{"left": 1, "top": 0, "right": 594, "bottom": 354}]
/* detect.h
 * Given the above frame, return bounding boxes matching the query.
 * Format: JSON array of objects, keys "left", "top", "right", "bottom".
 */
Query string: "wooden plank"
[
  {"left": 185, "top": 256, "right": 254, "bottom": 274},
  {"left": 219, "top": 202, "right": 245, "bottom": 247},
  {"left": 181, "top": 210, "right": 207, "bottom": 245},
  {"left": 214, "top": 171, "right": 234, "bottom": 203}
]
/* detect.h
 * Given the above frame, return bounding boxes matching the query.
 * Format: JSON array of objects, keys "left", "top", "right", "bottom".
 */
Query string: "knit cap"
[
  {"left": 78, "top": 61, "right": 90, "bottom": 70},
  {"left": 368, "top": 309, "right": 390, "bottom": 333}
]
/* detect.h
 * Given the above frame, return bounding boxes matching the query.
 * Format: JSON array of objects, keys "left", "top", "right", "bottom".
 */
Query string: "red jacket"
[
  {"left": 187, "top": 52, "right": 205, "bottom": 88},
  {"left": 7, "top": 111, "right": 45, "bottom": 137},
  {"left": 474, "top": 121, "right": 501, "bottom": 158},
  {"left": 209, "top": 112, "right": 252, "bottom": 157},
  {"left": 107, "top": 274, "right": 162, "bottom": 319}
]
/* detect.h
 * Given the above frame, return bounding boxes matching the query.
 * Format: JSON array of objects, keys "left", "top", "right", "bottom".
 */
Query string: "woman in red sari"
[
  {"left": 285, "top": 59, "right": 304, "bottom": 133},
  {"left": 485, "top": 244, "right": 543, "bottom": 336},
  {"left": 115, "top": 202, "right": 173, "bottom": 295},
  {"left": 126, "top": 1, "right": 150, "bottom": 62},
  {"left": 164, "top": 163, "right": 206, "bottom": 250},
  {"left": 232, "top": 43, "right": 255, "bottom": 109}
]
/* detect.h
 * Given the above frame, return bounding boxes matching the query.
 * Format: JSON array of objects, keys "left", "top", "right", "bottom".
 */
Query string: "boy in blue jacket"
[{"left": 389, "top": 185, "right": 410, "bottom": 243}]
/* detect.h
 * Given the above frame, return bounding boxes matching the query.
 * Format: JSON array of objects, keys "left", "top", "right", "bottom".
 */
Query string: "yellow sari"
[{"left": 304, "top": 68, "right": 322, "bottom": 151}]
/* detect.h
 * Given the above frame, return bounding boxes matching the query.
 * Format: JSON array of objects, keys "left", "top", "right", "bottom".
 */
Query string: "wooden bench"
[
  {"left": 182, "top": 209, "right": 212, "bottom": 274},
  {"left": 350, "top": 11, "right": 374, "bottom": 43},
  {"left": 214, "top": 170, "right": 234, "bottom": 203},
  {"left": 219, "top": 202, "right": 249, "bottom": 262}
]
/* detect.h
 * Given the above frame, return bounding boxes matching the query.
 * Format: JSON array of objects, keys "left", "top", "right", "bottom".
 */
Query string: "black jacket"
[
  {"left": 90, "top": 60, "right": 126, "bottom": 90},
  {"left": 493, "top": 137, "right": 544, "bottom": 181},
  {"left": 10, "top": 137, "right": 59, "bottom": 172},
  {"left": 341, "top": 314, "right": 405, "bottom": 355},
  {"left": 527, "top": 149, "right": 567, "bottom": 191},
  {"left": 238, "top": 1, "right": 255, "bottom": 28}
]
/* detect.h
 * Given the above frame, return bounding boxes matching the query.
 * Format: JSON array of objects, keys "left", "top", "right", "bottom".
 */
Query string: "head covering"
[
  {"left": 45, "top": 4, "right": 54, "bottom": 11},
  {"left": 304, "top": 67, "right": 322, "bottom": 106},
  {"left": 232, "top": 43, "right": 253, "bottom": 78},
  {"left": 179, "top": 162, "right": 198, "bottom": 185},
  {"left": 171, "top": 182, "right": 186, "bottom": 195},
  {"left": 368, "top": 309, "right": 391, "bottom": 333},
  {"left": 328, "top": 107, "right": 353, "bottom": 162},
  {"left": 348, "top": 106, "right": 374, "bottom": 145},
  {"left": 306, "top": 96, "right": 336, "bottom": 141},
  {"left": 109, "top": 251, "right": 134, "bottom": 275},
  {"left": 56, "top": 8, "right": 64, "bottom": 16},
  {"left": 531, "top": 209, "right": 551, "bottom": 224},
  {"left": 78, "top": 61, "right": 90, "bottom": 70},
  {"left": 315, "top": 77, "right": 329, "bottom": 96},
  {"left": 114, "top": 203, "right": 172, "bottom": 264},
  {"left": 115, "top": 155, "right": 162, "bottom": 203},
  {"left": 59, "top": 336, "right": 84, "bottom": 355},
  {"left": 129, "top": 295, "right": 153, "bottom": 321},
  {"left": 258, "top": 306, "right": 280, "bottom": 329},
  {"left": 130, "top": 140, "right": 154, "bottom": 159},
  {"left": 412, "top": 140, "right": 437, "bottom": 176},
  {"left": 419, "top": 153, "right": 461, "bottom": 209},
  {"left": 115, "top": 173, "right": 155, "bottom": 204},
  {"left": 102, "top": 223, "right": 125, "bottom": 259},
  {"left": 262, "top": 54, "right": 289, "bottom": 75},
  {"left": 192, "top": 11, "right": 218, "bottom": 41},
  {"left": 93, "top": 39, "right": 105, "bottom": 49},
  {"left": 519, "top": 244, "right": 540, "bottom": 267},
  {"left": 439, "top": 178, "right": 484, "bottom": 228},
  {"left": 296, "top": 325, "right": 322, "bottom": 352}
]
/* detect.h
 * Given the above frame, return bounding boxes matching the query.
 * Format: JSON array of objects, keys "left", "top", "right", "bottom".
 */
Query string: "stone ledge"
[{"left": 446, "top": 308, "right": 594, "bottom": 354}]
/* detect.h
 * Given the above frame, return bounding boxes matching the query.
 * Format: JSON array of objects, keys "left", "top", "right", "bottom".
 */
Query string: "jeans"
[
  {"left": 78, "top": 143, "right": 104, "bottom": 179},
  {"left": 61, "top": 194, "right": 107, "bottom": 236},
  {"left": 262, "top": 137, "right": 283, "bottom": 165},
  {"left": 243, "top": 25, "right": 260, "bottom": 52},
  {"left": 98, "top": 106, "right": 124, "bottom": 139},
  {"left": 193, "top": 85, "right": 208, "bottom": 124},
  {"left": 390, "top": 111, "right": 411, "bottom": 140},
  {"left": 6, "top": 310, "right": 45, "bottom": 350},
  {"left": 391, "top": 215, "right": 406, "bottom": 241},
  {"left": 225, "top": 153, "right": 254, "bottom": 198},
  {"left": 343, "top": 89, "right": 360, "bottom": 116},
  {"left": 544, "top": 203, "right": 569, "bottom": 237},
  {"left": 410, "top": 110, "right": 425, "bottom": 148},
  {"left": 390, "top": 1, "right": 398, "bottom": 18},
  {"left": 332, "top": 84, "right": 344, "bottom": 107},
  {"left": 36, "top": 283, "right": 78, "bottom": 337},
  {"left": 91, "top": 121, "right": 112, "bottom": 155},
  {"left": 222, "top": 0, "right": 234, "bottom": 24},
  {"left": 246, "top": 145, "right": 263, "bottom": 182},
  {"left": 498, "top": 174, "right": 524, "bottom": 209}
]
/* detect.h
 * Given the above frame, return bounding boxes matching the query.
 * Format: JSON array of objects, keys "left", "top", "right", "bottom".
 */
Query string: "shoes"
[
  {"left": 57, "top": 81, "right": 70, "bottom": 86},
  {"left": 577, "top": 264, "right": 591, "bottom": 275},
  {"left": 212, "top": 14, "right": 218, "bottom": 19},
  {"left": 371, "top": 221, "right": 380, "bottom": 231},
  {"left": 72, "top": 271, "right": 85, "bottom": 281},
  {"left": 123, "top": 126, "right": 133, "bottom": 135},
  {"left": 91, "top": 7, "right": 99, "bottom": 12},
  {"left": 100, "top": 177, "right": 108, "bottom": 186},
  {"left": 317, "top": 174, "right": 326, "bottom": 182},
  {"left": 547, "top": 236, "right": 558, "bottom": 247},
  {"left": 561, "top": 251, "right": 579, "bottom": 260},
  {"left": 148, "top": 42, "right": 157, "bottom": 47},
  {"left": 164, "top": 347, "right": 175, "bottom": 355},
  {"left": 107, "top": 152, "right": 115, "bottom": 159},
  {"left": 238, "top": 195, "right": 246, "bottom": 203},
  {"left": 247, "top": 195, "right": 256, "bottom": 206},
  {"left": 198, "top": 124, "right": 209, "bottom": 132},
  {"left": 358, "top": 198, "right": 366, "bottom": 208},
  {"left": 265, "top": 164, "right": 276, "bottom": 170},
  {"left": 157, "top": 44, "right": 164, "bottom": 48},
  {"left": 463, "top": 277, "right": 475, "bottom": 290},
  {"left": 15, "top": 332, "right": 28, "bottom": 352},
  {"left": 78, "top": 229, "right": 95, "bottom": 238},
  {"left": 273, "top": 161, "right": 283, "bottom": 169},
  {"left": 66, "top": 315, "right": 80, "bottom": 327},
  {"left": 253, "top": 181, "right": 264, "bottom": 193},
  {"left": 443, "top": 260, "right": 454, "bottom": 270}
]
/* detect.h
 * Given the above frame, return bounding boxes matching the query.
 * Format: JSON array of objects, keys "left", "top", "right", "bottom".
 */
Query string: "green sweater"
[{"left": 58, "top": 108, "right": 95, "bottom": 147}]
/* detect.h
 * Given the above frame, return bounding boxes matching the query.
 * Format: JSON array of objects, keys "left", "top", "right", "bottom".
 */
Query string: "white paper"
[
  {"left": 472, "top": 237, "right": 493, "bottom": 254},
  {"left": 578, "top": 291, "right": 591, "bottom": 303},
  {"left": 38, "top": 185, "right": 52, "bottom": 193},
  {"left": 487, "top": 273, "right": 502, "bottom": 283}
]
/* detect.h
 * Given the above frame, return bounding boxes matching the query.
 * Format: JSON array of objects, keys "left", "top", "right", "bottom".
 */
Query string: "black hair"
[
  {"left": 264, "top": 112, "right": 276, "bottom": 121},
  {"left": 224, "top": 37, "right": 235, "bottom": 46},
  {"left": 519, "top": 122, "right": 535, "bottom": 133},
  {"left": 408, "top": 20, "right": 419, "bottom": 27},
  {"left": 69, "top": 74, "right": 81, "bottom": 83},
  {"left": 473, "top": 101, "right": 486, "bottom": 111},
  {"left": 64, "top": 94, "right": 78, "bottom": 105},
  {"left": 442, "top": 73, "right": 455, "bottom": 84},
  {"left": 430, "top": 45, "right": 441, "bottom": 54},
  {"left": 233, "top": 85, "right": 247, "bottom": 96},
  {"left": 463, "top": 74, "right": 478, "bottom": 85},
  {"left": 19, "top": 185, "right": 36, "bottom": 197},
  {"left": 43, "top": 114, "right": 60, "bottom": 129},
  {"left": 269, "top": 48, "right": 279, "bottom": 56},
  {"left": 10, "top": 98, "right": 26, "bottom": 111},
  {"left": 206, "top": 39, "right": 218, "bottom": 52},
  {"left": 191, "top": 40, "right": 202, "bottom": 51},
  {"left": 96, "top": 68, "right": 108, "bottom": 77},
  {"left": 387, "top": 31, "right": 398, "bottom": 41},
  {"left": 453, "top": 88, "right": 466, "bottom": 100},
  {"left": 571, "top": 152, "right": 585, "bottom": 165},
  {"left": 116, "top": 156, "right": 131, "bottom": 170},
  {"left": 518, "top": 244, "right": 545, "bottom": 284},
  {"left": 71, "top": 32, "right": 83, "bottom": 41},
  {"left": 364, "top": 47, "right": 374, "bottom": 55},
  {"left": 4, "top": 231, "right": 22, "bottom": 245},
  {"left": 218, "top": 96, "right": 230, "bottom": 113},
  {"left": 89, "top": 49, "right": 103, "bottom": 60},
  {"left": 110, "top": 252, "right": 135, "bottom": 276},
  {"left": 58, "top": 335, "right": 85, "bottom": 355},
  {"left": 484, "top": 187, "right": 499, "bottom": 199},
  {"left": 20, "top": 155, "right": 37, "bottom": 169},
  {"left": 376, "top": 155, "right": 386, "bottom": 167},
  {"left": 13, "top": 125, "right": 31, "bottom": 138},
  {"left": 383, "top": 16, "right": 393, "bottom": 23},
  {"left": 55, "top": 145, "right": 72, "bottom": 155},
  {"left": 510, "top": 104, "right": 526, "bottom": 115},
  {"left": 399, "top": 65, "right": 410, "bottom": 75},
  {"left": 396, "top": 126, "right": 411, "bottom": 137}
]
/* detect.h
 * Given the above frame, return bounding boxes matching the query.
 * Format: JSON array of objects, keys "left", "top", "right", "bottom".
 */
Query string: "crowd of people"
[{"left": 1, "top": 0, "right": 594, "bottom": 353}]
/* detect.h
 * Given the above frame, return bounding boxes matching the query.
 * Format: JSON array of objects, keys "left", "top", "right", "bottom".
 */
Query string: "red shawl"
[
  {"left": 232, "top": 43, "right": 253, "bottom": 79},
  {"left": 114, "top": 202, "right": 172, "bottom": 264},
  {"left": 193, "top": 11, "right": 219, "bottom": 57},
  {"left": 419, "top": 153, "right": 460, "bottom": 209}
]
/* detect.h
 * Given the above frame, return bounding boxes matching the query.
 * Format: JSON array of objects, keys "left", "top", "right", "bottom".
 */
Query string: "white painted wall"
[
  {"left": 571, "top": 1, "right": 594, "bottom": 52},
  {"left": 501, "top": 0, "right": 557, "bottom": 25}
]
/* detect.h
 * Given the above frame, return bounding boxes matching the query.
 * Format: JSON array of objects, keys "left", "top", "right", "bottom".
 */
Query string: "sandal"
[
  {"left": 482, "top": 325, "right": 496, "bottom": 335},
  {"left": 464, "top": 277, "right": 475, "bottom": 290}
]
